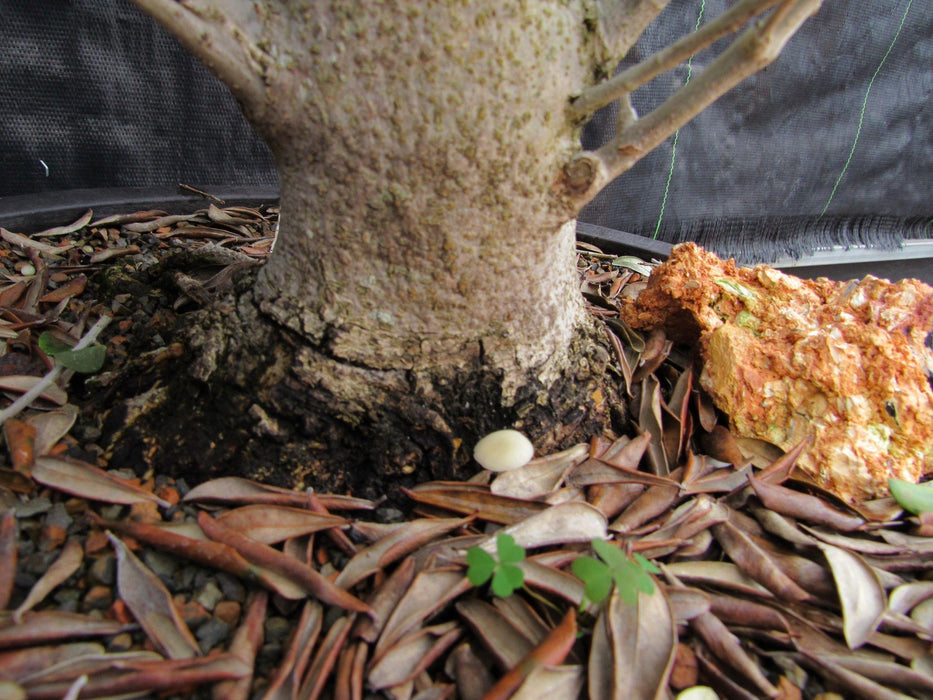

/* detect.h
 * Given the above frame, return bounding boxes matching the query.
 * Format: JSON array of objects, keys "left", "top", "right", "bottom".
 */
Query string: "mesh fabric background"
[{"left": 1, "top": 0, "right": 930, "bottom": 263}]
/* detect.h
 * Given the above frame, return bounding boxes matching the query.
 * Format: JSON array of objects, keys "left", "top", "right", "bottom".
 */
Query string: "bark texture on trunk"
[{"left": 117, "top": 0, "right": 820, "bottom": 489}]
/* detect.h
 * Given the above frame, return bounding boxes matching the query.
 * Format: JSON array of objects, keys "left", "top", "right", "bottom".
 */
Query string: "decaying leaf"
[
  {"left": 511, "top": 665, "right": 583, "bottom": 700},
  {"left": 479, "top": 501, "right": 607, "bottom": 554},
  {"left": 367, "top": 621, "right": 461, "bottom": 690},
  {"left": 404, "top": 482, "right": 548, "bottom": 524},
  {"left": 108, "top": 532, "right": 201, "bottom": 659},
  {"left": 592, "top": 580, "right": 675, "bottom": 699},
  {"left": 14, "top": 539, "right": 83, "bottom": 623},
  {"left": 183, "top": 476, "right": 374, "bottom": 511},
  {"left": 490, "top": 443, "right": 589, "bottom": 499},
  {"left": 0, "top": 612, "right": 132, "bottom": 650},
  {"left": 32, "top": 456, "right": 171, "bottom": 508},
  {"left": 820, "top": 544, "right": 886, "bottom": 649},
  {"left": 215, "top": 505, "right": 347, "bottom": 544}
]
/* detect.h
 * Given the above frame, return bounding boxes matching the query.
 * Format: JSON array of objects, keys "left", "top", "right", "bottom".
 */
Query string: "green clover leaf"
[
  {"left": 466, "top": 533, "right": 526, "bottom": 597},
  {"left": 571, "top": 555, "right": 612, "bottom": 606}
]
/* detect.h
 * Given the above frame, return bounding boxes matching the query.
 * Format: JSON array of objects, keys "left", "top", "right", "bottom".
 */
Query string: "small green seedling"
[
  {"left": 572, "top": 539, "right": 659, "bottom": 607},
  {"left": 38, "top": 331, "right": 106, "bottom": 374},
  {"left": 466, "top": 533, "right": 526, "bottom": 597}
]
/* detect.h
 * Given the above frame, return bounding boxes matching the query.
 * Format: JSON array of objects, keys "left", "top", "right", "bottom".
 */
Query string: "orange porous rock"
[{"left": 621, "top": 243, "right": 933, "bottom": 504}]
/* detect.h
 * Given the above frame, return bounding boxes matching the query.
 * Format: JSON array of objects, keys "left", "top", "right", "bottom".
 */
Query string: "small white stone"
[
  {"left": 473, "top": 429, "right": 534, "bottom": 472},
  {"left": 676, "top": 687, "right": 719, "bottom": 700},
  {"left": 19, "top": 263, "right": 36, "bottom": 277}
]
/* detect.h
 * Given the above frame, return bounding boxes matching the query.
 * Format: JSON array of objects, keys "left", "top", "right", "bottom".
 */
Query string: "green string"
[
  {"left": 820, "top": 0, "right": 913, "bottom": 216},
  {"left": 653, "top": 0, "right": 706, "bottom": 239}
]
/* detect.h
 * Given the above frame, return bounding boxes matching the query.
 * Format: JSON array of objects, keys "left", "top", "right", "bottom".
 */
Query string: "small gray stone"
[
  {"left": 194, "top": 581, "right": 224, "bottom": 611},
  {"left": 13, "top": 497, "right": 52, "bottom": 518},
  {"left": 264, "top": 616, "right": 292, "bottom": 645},
  {"left": 99, "top": 505, "right": 124, "bottom": 521},
  {"left": 196, "top": 617, "right": 231, "bottom": 653},
  {"left": 142, "top": 549, "right": 180, "bottom": 580},
  {"left": 89, "top": 554, "right": 117, "bottom": 586},
  {"left": 215, "top": 572, "right": 247, "bottom": 604}
]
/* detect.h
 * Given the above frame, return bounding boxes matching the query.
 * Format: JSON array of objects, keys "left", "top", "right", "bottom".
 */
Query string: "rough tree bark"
[{"left": 108, "top": 0, "right": 821, "bottom": 497}]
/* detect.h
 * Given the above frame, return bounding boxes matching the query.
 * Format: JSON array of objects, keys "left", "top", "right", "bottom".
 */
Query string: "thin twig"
[
  {"left": 0, "top": 314, "right": 112, "bottom": 425},
  {"left": 567, "top": 0, "right": 822, "bottom": 207},
  {"left": 571, "top": 0, "right": 782, "bottom": 119}
]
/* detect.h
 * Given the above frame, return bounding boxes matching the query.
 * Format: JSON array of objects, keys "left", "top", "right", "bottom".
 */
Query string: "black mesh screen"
[{"left": 1, "top": 0, "right": 930, "bottom": 263}]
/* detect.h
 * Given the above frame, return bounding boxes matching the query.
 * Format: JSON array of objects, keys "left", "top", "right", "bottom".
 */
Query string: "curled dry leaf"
[
  {"left": 819, "top": 544, "right": 887, "bottom": 649},
  {"left": 0, "top": 510, "right": 16, "bottom": 610},
  {"left": 367, "top": 621, "right": 461, "bottom": 690},
  {"left": 596, "top": 581, "right": 676, "bottom": 700},
  {"left": 197, "top": 512, "right": 372, "bottom": 616},
  {"left": 107, "top": 532, "right": 201, "bottom": 659},
  {"left": 26, "top": 404, "right": 78, "bottom": 455},
  {"left": 295, "top": 612, "right": 356, "bottom": 700},
  {"left": 183, "top": 476, "right": 374, "bottom": 511},
  {"left": 88, "top": 514, "right": 306, "bottom": 600},
  {"left": 484, "top": 609, "right": 577, "bottom": 700},
  {"left": 456, "top": 599, "right": 534, "bottom": 671},
  {"left": 0, "top": 376, "right": 68, "bottom": 406},
  {"left": 403, "top": 482, "right": 547, "bottom": 524},
  {"left": 372, "top": 567, "right": 471, "bottom": 662},
  {"left": 3, "top": 419, "right": 35, "bottom": 474},
  {"left": 215, "top": 505, "right": 347, "bottom": 545},
  {"left": 748, "top": 475, "right": 865, "bottom": 531},
  {"left": 32, "top": 456, "right": 171, "bottom": 508},
  {"left": 14, "top": 540, "right": 83, "bottom": 623},
  {"left": 511, "top": 665, "right": 583, "bottom": 700},
  {"left": 0, "top": 611, "right": 131, "bottom": 650},
  {"left": 711, "top": 518, "right": 811, "bottom": 603},
  {"left": 261, "top": 601, "right": 323, "bottom": 700},
  {"left": 479, "top": 501, "right": 607, "bottom": 554},
  {"left": 212, "top": 590, "right": 268, "bottom": 700},
  {"left": 490, "top": 443, "right": 589, "bottom": 499},
  {"left": 334, "top": 516, "right": 469, "bottom": 589}
]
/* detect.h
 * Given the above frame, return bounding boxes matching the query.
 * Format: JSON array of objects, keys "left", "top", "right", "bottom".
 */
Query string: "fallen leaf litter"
[{"left": 0, "top": 206, "right": 931, "bottom": 698}]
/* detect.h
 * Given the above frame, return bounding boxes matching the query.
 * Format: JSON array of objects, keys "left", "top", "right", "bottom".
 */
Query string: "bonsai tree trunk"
[{"left": 113, "top": 0, "right": 821, "bottom": 494}]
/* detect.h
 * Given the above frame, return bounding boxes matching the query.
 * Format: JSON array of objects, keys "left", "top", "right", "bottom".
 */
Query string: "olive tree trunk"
[{"left": 115, "top": 0, "right": 821, "bottom": 494}]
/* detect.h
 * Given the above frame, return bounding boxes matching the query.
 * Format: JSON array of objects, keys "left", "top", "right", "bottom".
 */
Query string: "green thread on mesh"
[
  {"left": 653, "top": 0, "right": 707, "bottom": 240},
  {"left": 820, "top": 0, "right": 913, "bottom": 216}
]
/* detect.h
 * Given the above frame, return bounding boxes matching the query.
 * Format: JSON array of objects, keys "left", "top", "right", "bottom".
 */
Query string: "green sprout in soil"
[
  {"left": 39, "top": 331, "right": 106, "bottom": 374},
  {"left": 466, "top": 534, "right": 660, "bottom": 607},
  {"left": 466, "top": 532, "right": 526, "bottom": 597},
  {"left": 571, "top": 539, "right": 660, "bottom": 607}
]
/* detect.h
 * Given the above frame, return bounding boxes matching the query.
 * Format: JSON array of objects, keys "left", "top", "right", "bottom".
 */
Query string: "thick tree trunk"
[{"left": 113, "top": 0, "right": 820, "bottom": 493}]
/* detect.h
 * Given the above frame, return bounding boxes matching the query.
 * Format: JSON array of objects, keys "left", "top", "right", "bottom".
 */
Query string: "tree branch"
[
  {"left": 129, "top": 0, "right": 268, "bottom": 111},
  {"left": 572, "top": 0, "right": 783, "bottom": 120},
  {"left": 565, "top": 0, "right": 823, "bottom": 207},
  {"left": 589, "top": 0, "right": 673, "bottom": 72}
]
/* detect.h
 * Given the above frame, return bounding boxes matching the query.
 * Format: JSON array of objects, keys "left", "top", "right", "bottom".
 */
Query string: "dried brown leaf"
[
  {"left": 698, "top": 425, "right": 746, "bottom": 466},
  {"left": 22, "top": 653, "right": 249, "bottom": 699},
  {"left": 88, "top": 514, "right": 307, "bottom": 600},
  {"left": 212, "top": 590, "right": 268, "bottom": 700},
  {"left": 711, "top": 517, "right": 811, "bottom": 603},
  {"left": 638, "top": 375, "right": 669, "bottom": 475},
  {"left": 215, "top": 505, "right": 347, "bottom": 545},
  {"left": 480, "top": 501, "right": 607, "bottom": 553},
  {"left": 334, "top": 516, "right": 469, "bottom": 589},
  {"left": 0, "top": 642, "right": 105, "bottom": 683},
  {"left": 108, "top": 532, "right": 200, "bottom": 659},
  {"left": 820, "top": 544, "right": 886, "bottom": 649},
  {"left": 663, "top": 561, "right": 771, "bottom": 598},
  {"left": 261, "top": 601, "right": 323, "bottom": 700},
  {"left": 511, "top": 665, "right": 583, "bottom": 700},
  {"left": 602, "top": 581, "right": 676, "bottom": 699},
  {"left": 32, "top": 456, "right": 170, "bottom": 508},
  {"left": 13, "top": 539, "right": 83, "bottom": 622},
  {"left": 198, "top": 512, "right": 372, "bottom": 615},
  {"left": 296, "top": 612, "right": 356, "bottom": 700},
  {"left": 367, "top": 621, "right": 461, "bottom": 690},
  {"left": 0, "top": 376, "right": 67, "bottom": 406},
  {"left": 33, "top": 210, "right": 92, "bottom": 237},
  {"left": 796, "top": 650, "right": 914, "bottom": 700},
  {"left": 455, "top": 599, "right": 533, "bottom": 670},
  {"left": 0, "top": 611, "right": 131, "bottom": 649},
  {"left": 403, "top": 482, "right": 547, "bottom": 524},
  {"left": 355, "top": 557, "right": 417, "bottom": 644},
  {"left": 490, "top": 443, "right": 588, "bottom": 499},
  {"left": 3, "top": 418, "right": 35, "bottom": 475},
  {"left": 183, "top": 476, "right": 374, "bottom": 511},
  {"left": 0, "top": 510, "right": 15, "bottom": 609},
  {"left": 37, "top": 275, "right": 87, "bottom": 303},
  {"left": 26, "top": 405, "right": 78, "bottom": 456},
  {"left": 749, "top": 475, "right": 865, "bottom": 531}
]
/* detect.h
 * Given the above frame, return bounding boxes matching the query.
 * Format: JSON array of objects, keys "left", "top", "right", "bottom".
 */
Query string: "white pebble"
[
  {"left": 19, "top": 264, "right": 36, "bottom": 277},
  {"left": 473, "top": 430, "right": 534, "bottom": 472}
]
